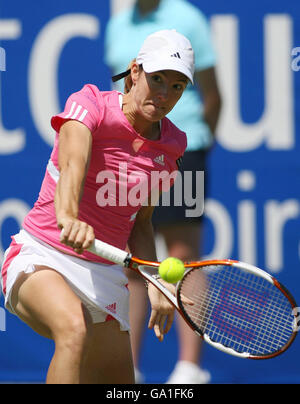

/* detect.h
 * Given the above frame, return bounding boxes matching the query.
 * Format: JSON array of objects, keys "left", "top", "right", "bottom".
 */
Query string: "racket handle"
[
  {"left": 88, "top": 238, "right": 129, "bottom": 267},
  {"left": 60, "top": 229, "right": 129, "bottom": 266}
]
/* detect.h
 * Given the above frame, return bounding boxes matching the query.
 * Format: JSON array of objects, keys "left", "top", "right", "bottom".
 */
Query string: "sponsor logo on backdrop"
[
  {"left": 291, "top": 47, "right": 300, "bottom": 71},
  {"left": 0, "top": 13, "right": 299, "bottom": 273},
  {"left": 0, "top": 47, "right": 5, "bottom": 72},
  {"left": 0, "top": 302, "right": 6, "bottom": 332}
]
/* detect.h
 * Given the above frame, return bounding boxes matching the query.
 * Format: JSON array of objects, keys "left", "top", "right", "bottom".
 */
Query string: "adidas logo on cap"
[{"left": 171, "top": 52, "right": 181, "bottom": 59}]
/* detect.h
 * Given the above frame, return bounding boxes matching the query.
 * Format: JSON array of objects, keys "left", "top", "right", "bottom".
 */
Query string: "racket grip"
[
  {"left": 60, "top": 228, "right": 129, "bottom": 266},
  {"left": 88, "top": 238, "right": 129, "bottom": 267}
]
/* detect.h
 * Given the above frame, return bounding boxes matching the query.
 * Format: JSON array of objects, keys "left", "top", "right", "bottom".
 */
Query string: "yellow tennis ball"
[{"left": 158, "top": 257, "right": 185, "bottom": 283}]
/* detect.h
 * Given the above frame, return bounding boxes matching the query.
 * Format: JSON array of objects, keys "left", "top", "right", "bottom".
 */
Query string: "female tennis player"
[{"left": 0, "top": 30, "right": 194, "bottom": 384}]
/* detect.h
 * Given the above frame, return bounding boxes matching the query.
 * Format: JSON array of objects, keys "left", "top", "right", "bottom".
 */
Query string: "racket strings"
[
  {"left": 179, "top": 265, "right": 295, "bottom": 356},
  {"left": 201, "top": 276, "right": 292, "bottom": 354},
  {"left": 186, "top": 293, "right": 291, "bottom": 353},
  {"left": 187, "top": 277, "right": 290, "bottom": 335}
]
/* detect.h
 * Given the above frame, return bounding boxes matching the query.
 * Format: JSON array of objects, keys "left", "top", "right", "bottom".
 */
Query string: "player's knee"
[{"left": 53, "top": 309, "right": 93, "bottom": 356}]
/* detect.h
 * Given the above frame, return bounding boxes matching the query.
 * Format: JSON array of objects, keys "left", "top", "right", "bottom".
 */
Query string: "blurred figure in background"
[{"left": 105, "top": 0, "right": 221, "bottom": 384}]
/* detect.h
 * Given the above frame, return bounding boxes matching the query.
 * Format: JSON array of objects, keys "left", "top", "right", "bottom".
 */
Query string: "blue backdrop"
[{"left": 0, "top": 0, "right": 299, "bottom": 383}]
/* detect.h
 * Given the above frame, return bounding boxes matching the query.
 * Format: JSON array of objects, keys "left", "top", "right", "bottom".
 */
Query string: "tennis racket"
[{"left": 83, "top": 236, "right": 298, "bottom": 359}]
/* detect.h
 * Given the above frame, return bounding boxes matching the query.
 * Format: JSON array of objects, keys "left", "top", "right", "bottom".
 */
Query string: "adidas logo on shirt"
[
  {"left": 171, "top": 52, "right": 181, "bottom": 59},
  {"left": 153, "top": 154, "right": 165, "bottom": 166},
  {"left": 105, "top": 302, "right": 117, "bottom": 314},
  {"left": 64, "top": 101, "right": 88, "bottom": 122}
]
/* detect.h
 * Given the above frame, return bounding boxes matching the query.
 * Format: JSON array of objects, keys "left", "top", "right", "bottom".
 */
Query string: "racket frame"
[
  {"left": 176, "top": 260, "right": 298, "bottom": 359},
  {"left": 84, "top": 236, "right": 298, "bottom": 360}
]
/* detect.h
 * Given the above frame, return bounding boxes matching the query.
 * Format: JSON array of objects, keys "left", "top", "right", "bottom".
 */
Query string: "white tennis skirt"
[{"left": 0, "top": 229, "right": 130, "bottom": 331}]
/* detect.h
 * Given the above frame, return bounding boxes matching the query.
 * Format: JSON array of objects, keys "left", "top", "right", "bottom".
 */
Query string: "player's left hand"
[{"left": 147, "top": 281, "right": 176, "bottom": 342}]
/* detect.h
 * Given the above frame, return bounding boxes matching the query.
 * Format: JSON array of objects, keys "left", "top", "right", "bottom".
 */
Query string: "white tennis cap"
[{"left": 136, "top": 29, "right": 195, "bottom": 84}]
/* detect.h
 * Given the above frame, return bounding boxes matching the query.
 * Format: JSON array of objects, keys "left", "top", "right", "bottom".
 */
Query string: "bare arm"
[
  {"left": 128, "top": 203, "right": 175, "bottom": 341},
  {"left": 194, "top": 66, "right": 222, "bottom": 139},
  {"left": 55, "top": 120, "right": 95, "bottom": 253},
  {"left": 127, "top": 204, "right": 157, "bottom": 262}
]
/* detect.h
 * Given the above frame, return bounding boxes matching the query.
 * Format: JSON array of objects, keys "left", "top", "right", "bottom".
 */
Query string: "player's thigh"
[
  {"left": 82, "top": 320, "right": 134, "bottom": 384},
  {"left": 11, "top": 266, "right": 92, "bottom": 339}
]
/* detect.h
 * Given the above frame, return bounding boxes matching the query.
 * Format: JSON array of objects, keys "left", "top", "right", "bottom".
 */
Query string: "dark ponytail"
[{"left": 124, "top": 59, "right": 136, "bottom": 94}]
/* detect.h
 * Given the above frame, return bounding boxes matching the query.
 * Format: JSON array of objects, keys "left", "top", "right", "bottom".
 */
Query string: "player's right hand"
[{"left": 58, "top": 217, "right": 95, "bottom": 254}]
